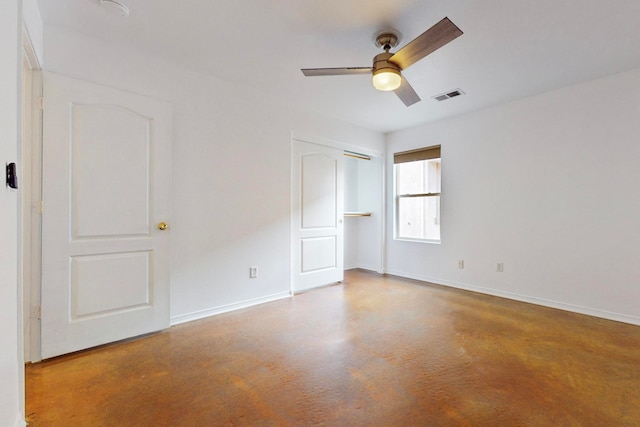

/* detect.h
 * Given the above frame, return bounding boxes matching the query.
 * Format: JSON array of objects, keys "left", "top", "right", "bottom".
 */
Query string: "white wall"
[
  {"left": 23, "top": 0, "right": 43, "bottom": 65},
  {"left": 356, "top": 157, "right": 383, "bottom": 272},
  {"left": 386, "top": 68, "right": 640, "bottom": 325},
  {"left": 1, "top": 1, "right": 24, "bottom": 425},
  {"left": 42, "top": 25, "right": 384, "bottom": 323}
]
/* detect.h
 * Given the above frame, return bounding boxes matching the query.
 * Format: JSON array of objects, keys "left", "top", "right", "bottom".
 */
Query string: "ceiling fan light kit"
[
  {"left": 372, "top": 52, "right": 402, "bottom": 91},
  {"left": 301, "top": 17, "right": 463, "bottom": 107},
  {"left": 372, "top": 69, "right": 401, "bottom": 91}
]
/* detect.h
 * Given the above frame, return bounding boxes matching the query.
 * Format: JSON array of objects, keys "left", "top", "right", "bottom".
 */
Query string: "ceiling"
[{"left": 36, "top": 0, "right": 640, "bottom": 133}]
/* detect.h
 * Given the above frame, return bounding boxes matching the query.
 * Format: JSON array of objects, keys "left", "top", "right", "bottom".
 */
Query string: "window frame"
[{"left": 393, "top": 146, "right": 442, "bottom": 244}]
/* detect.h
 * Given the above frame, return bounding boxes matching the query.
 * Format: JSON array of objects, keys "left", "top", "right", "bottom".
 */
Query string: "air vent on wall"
[{"left": 433, "top": 89, "right": 465, "bottom": 102}]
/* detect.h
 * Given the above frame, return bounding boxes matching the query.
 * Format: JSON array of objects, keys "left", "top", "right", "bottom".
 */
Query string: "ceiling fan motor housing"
[{"left": 373, "top": 52, "right": 401, "bottom": 74}]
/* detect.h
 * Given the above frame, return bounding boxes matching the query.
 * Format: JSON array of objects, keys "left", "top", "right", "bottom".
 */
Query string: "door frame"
[
  {"left": 21, "top": 24, "right": 43, "bottom": 363},
  {"left": 290, "top": 132, "right": 386, "bottom": 294}
]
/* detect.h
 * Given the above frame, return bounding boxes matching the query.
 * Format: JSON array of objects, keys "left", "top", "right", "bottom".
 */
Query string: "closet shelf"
[{"left": 344, "top": 212, "right": 372, "bottom": 217}]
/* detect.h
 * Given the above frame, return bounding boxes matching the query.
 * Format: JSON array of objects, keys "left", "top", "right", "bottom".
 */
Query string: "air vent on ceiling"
[{"left": 433, "top": 89, "right": 465, "bottom": 102}]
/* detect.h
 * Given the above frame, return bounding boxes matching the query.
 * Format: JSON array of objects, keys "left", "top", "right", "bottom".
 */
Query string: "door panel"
[
  {"left": 71, "top": 104, "right": 151, "bottom": 238},
  {"left": 301, "top": 236, "right": 337, "bottom": 272},
  {"left": 301, "top": 154, "right": 337, "bottom": 228},
  {"left": 71, "top": 251, "right": 151, "bottom": 319},
  {"left": 41, "top": 72, "right": 172, "bottom": 359},
  {"left": 292, "top": 140, "right": 343, "bottom": 292}
]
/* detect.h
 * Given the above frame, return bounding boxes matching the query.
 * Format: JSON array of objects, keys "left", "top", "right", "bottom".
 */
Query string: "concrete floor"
[{"left": 26, "top": 270, "right": 640, "bottom": 426}]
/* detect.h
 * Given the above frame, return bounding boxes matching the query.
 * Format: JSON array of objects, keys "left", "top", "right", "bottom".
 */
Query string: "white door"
[
  {"left": 40, "top": 72, "right": 172, "bottom": 359},
  {"left": 291, "top": 140, "right": 344, "bottom": 293}
]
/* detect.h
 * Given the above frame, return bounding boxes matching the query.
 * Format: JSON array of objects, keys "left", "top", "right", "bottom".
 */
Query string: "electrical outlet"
[
  {"left": 458, "top": 260, "right": 464, "bottom": 269},
  {"left": 496, "top": 262, "right": 504, "bottom": 272},
  {"left": 249, "top": 266, "right": 258, "bottom": 279}
]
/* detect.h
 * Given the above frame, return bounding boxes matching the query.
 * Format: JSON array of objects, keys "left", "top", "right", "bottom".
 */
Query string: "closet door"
[{"left": 291, "top": 140, "right": 344, "bottom": 292}]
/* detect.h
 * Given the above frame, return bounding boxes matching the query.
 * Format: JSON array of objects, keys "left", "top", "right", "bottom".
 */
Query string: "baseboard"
[
  {"left": 385, "top": 269, "right": 640, "bottom": 327},
  {"left": 14, "top": 414, "right": 26, "bottom": 427},
  {"left": 346, "top": 266, "right": 382, "bottom": 275},
  {"left": 170, "top": 291, "right": 291, "bottom": 326},
  {"left": 345, "top": 264, "right": 384, "bottom": 274}
]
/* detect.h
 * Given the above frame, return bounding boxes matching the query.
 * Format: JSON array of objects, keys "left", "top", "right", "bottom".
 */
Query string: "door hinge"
[
  {"left": 33, "top": 200, "right": 43, "bottom": 214},
  {"left": 38, "top": 96, "right": 44, "bottom": 111},
  {"left": 31, "top": 305, "right": 41, "bottom": 320}
]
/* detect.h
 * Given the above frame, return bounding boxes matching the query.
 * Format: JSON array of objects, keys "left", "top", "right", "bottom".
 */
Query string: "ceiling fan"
[{"left": 301, "top": 17, "right": 463, "bottom": 107}]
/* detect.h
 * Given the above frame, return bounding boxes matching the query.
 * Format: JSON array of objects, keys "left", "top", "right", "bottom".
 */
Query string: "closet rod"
[{"left": 344, "top": 151, "right": 371, "bottom": 161}]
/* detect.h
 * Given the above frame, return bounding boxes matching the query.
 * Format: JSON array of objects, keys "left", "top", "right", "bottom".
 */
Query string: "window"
[{"left": 394, "top": 146, "right": 441, "bottom": 242}]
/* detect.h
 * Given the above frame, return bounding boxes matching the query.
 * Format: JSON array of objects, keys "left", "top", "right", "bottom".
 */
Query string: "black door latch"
[{"left": 6, "top": 162, "right": 17, "bottom": 189}]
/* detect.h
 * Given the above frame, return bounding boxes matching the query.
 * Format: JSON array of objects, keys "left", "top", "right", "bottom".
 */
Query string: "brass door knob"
[{"left": 157, "top": 222, "right": 169, "bottom": 231}]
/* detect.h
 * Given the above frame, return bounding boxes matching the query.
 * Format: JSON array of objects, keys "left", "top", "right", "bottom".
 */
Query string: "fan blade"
[
  {"left": 301, "top": 67, "right": 372, "bottom": 76},
  {"left": 394, "top": 76, "right": 421, "bottom": 107},
  {"left": 390, "top": 17, "right": 463, "bottom": 70}
]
